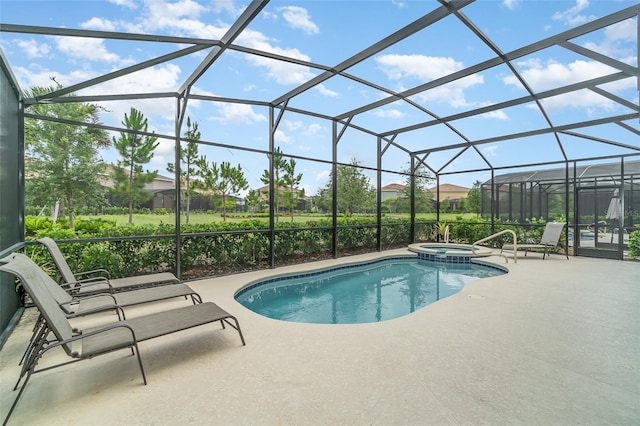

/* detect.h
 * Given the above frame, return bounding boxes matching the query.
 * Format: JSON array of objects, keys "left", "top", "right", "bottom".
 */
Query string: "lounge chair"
[
  {"left": 0, "top": 253, "right": 245, "bottom": 425},
  {"left": 0, "top": 253, "right": 202, "bottom": 375},
  {"left": 37, "top": 237, "right": 180, "bottom": 294},
  {"left": 501, "top": 222, "right": 569, "bottom": 260}
]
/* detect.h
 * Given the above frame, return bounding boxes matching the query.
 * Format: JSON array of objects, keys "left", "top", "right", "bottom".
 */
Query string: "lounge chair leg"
[
  {"left": 4, "top": 368, "right": 34, "bottom": 426},
  {"left": 223, "top": 317, "right": 246, "bottom": 346},
  {"left": 133, "top": 342, "right": 147, "bottom": 385},
  {"left": 14, "top": 330, "right": 48, "bottom": 391},
  {"left": 19, "top": 316, "right": 45, "bottom": 366},
  {"left": 5, "top": 347, "right": 46, "bottom": 426}
]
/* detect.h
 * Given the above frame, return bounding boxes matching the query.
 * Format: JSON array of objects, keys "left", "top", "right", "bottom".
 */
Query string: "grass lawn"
[{"left": 80, "top": 212, "right": 479, "bottom": 227}]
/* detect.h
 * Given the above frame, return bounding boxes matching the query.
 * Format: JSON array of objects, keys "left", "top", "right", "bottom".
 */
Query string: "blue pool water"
[{"left": 235, "top": 257, "right": 505, "bottom": 324}]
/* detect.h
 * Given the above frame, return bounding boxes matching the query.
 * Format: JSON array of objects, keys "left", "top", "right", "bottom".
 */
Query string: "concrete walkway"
[{"left": 1, "top": 249, "right": 639, "bottom": 425}]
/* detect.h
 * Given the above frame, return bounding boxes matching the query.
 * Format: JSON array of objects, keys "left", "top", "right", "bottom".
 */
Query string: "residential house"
[
  {"left": 255, "top": 184, "right": 306, "bottom": 212},
  {"left": 427, "top": 183, "right": 471, "bottom": 211}
]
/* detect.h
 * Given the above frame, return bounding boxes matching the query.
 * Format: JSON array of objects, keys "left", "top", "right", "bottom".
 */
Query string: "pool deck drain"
[{"left": 1, "top": 249, "right": 639, "bottom": 425}]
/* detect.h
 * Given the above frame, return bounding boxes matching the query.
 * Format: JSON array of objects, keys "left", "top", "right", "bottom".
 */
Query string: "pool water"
[{"left": 235, "top": 257, "right": 505, "bottom": 324}]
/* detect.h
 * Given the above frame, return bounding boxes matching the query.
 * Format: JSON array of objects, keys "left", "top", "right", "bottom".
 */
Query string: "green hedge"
[
  {"left": 25, "top": 215, "right": 564, "bottom": 280},
  {"left": 629, "top": 230, "right": 640, "bottom": 257}
]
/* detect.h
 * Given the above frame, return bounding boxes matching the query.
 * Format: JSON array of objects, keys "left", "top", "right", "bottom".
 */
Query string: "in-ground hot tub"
[{"left": 407, "top": 242, "right": 493, "bottom": 263}]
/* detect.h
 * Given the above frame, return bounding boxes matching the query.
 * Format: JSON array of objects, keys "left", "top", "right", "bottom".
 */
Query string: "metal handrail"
[{"left": 472, "top": 229, "right": 518, "bottom": 263}]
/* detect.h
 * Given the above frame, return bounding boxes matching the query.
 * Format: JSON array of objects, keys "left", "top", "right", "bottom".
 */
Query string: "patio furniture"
[
  {"left": 0, "top": 253, "right": 202, "bottom": 374},
  {"left": 37, "top": 237, "right": 179, "bottom": 294},
  {"left": 0, "top": 253, "right": 246, "bottom": 425},
  {"left": 500, "top": 222, "right": 569, "bottom": 260}
]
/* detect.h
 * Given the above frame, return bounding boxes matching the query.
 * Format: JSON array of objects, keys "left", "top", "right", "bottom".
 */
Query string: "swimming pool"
[{"left": 235, "top": 256, "right": 505, "bottom": 324}]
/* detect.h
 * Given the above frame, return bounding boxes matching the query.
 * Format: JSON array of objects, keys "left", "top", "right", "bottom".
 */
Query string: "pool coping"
[{"left": 2, "top": 249, "right": 638, "bottom": 425}]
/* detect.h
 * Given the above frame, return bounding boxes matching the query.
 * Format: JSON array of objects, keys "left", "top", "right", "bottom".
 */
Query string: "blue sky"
[{"left": 1, "top": 0, "right": 638, "bottom": 195}]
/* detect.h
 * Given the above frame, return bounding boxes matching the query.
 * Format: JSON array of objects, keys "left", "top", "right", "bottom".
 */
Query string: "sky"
[{"left": 1, "top": 0, "right": 638, "bottom": 196}]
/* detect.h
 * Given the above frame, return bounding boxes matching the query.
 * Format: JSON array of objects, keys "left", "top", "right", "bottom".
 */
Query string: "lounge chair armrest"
[
  {"left": 43, "top": 322, "right": 139, "bottom": 357},
  {"left": 61, "top": 278, "right": 114, "bottom": 292},
  {"left": 75, "top": 269, "right": 112, "bottom": 280},
  {"left": 65, "top": 303, "right": 126, "bottom": 319},
  {"left": 65, "top": 292, "right": 118, "bottom": 304}
]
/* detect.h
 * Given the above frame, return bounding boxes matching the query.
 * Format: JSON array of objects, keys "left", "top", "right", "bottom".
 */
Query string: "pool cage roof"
[
  {"left": 1, "top": 0, "right": 639, "bottom": 182},
  {"left": 486, "top": 159, "right": 640, "bottom": 186}
]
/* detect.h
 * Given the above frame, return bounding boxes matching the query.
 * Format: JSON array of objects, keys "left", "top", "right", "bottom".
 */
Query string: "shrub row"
[
  {"left": 629, "top": 230, "right": 640, "bottom": 257},
  {"left": 25, "top": 215, "right": 557, "bottom": 280}
]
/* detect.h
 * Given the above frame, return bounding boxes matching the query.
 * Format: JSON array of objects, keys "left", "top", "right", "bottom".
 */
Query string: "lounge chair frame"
[
  {"left": 37, "top": 237, "right": 180, "bottom": 294},
  {"left": 500, "top": 222, "right": 569, "bottom": 260},
  {"left": 0, "top": 253, "right": 246, "bottom": 425}
]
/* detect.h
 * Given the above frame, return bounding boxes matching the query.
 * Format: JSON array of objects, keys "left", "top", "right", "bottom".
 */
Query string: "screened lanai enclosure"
[
  {"left": 480, "top": 159, "right": 640, "bottom": 259},
  {"left": 0, "top": 1, "right": 639, "bottom": 334}
]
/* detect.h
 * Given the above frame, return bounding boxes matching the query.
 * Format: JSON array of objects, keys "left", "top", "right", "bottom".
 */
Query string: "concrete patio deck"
[{"left": 1, "top": 249, "right": 639, "bottom": 425}]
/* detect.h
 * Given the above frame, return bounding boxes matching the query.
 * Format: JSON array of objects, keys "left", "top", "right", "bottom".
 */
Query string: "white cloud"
[
  {"left": 81, "top": 17, "right": 118, "bottom": 31},
  {"left": 212, "top": 0, "right": 242, "bottom": 16},
  {"left": 253, "top": 57, "right": 316, "bottom": 85},
  {"left": 152, "top": 0, "right": 207, "bottom": 20},
  {"left": 481, "top": 109, "right": 509, "bottom": 120},
  {"left": 392, "top": 0, "right": 407, "bottom": 8},
  {"left": 316, "top": 169, "right": 331, "bottom": 182},
  {"left": 501, "top": 0, "right": 521, "bottom": 11},
  {"left": 278, "top": 6, "right": 319, "bottom": 35},
  {"left": 374, "top": 109, "right": 404, "bottom": 118},
  {"left": 315, "top": 83, "right": 339, "bottom": 97},
  {"left": 582, "top": 18, "right": 638, "bottom": 63},
  {"left": 56, "top": 37, "right": 120, "bottom": 63},
  {"left": 239, "top": 31, "right": 316, "bottom": 85},
  {"left": 210, "top": 103, "right": 267, "bottom": 124},
  {"left": 263, "top": 11, "right": 278, "bottom": 20},
  {"left": 150, "top": 139, "right": 174, "bottom": 166},
  {"left": 112, "top": 1, "right": 318, "bottom": 88},
  {"left": 478, "top": 102, "right": 510, "bottom": 120},
  {"left": 274, "top": 129, "right": 290, "bottom": 144},
  {"left": 413, "top": 75, "right": 484, "bottom": 108},
  {"left": 376, "top": 54, "right": 464, "bottom": 81},
  {"left": 108, "top": 0, "right": 137, "bottom": 8},
  {"left": 482, "top": 145, "right": 498, "bottom": 156},
  {"left": 551, "top": 0, "right": 592, "bottom": 26},
  {"left": 79, "top": 64, "right": 183, "bottom": 123},
  {"left": 16, "top": 39, "right": 50, "bottom": 58},
  {"left": 507, "top": 58, "right": 628, "bottom": 91},
  {"left": 504, "top": 58, "right": 636, "bottom": 112},
  {"left": 604, "top": 17, "right": 637, "bottom": 42},
  {"left": 303, "top": 123, "right": 323, "bottom": 136},
  {"left": 376, "top": 54, "right": 483, "bottom": 108},
  {"left": 282, "top": 119, "right": 303, "bottom": 131},
  {"left": 14, "top": 66, "right": 95, "bottom": 91},
  {"left": 121, "top": 0, "right": 216, "bottom": 36}
]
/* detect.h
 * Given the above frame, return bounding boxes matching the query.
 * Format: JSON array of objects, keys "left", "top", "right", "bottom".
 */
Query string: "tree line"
[{"left": 24, "top": 80, "right": 480, "bottom": 230}]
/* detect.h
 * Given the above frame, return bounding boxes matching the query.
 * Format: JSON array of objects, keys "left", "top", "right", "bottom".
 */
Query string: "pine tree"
[
  {"left": 111, "top": 108, "right": 159, "bottom": 224},
  {"left": 194, "top": 158, "right": 248, "bottom": 221},
  {"left": 167, "top": 117, "right": 200, "bottom": 224},
  {"left": 260, "top": 147, "right": 286, "bottom": 221},
  {"left": 282, "top": 157, "right": 304, "bottom": 222}
]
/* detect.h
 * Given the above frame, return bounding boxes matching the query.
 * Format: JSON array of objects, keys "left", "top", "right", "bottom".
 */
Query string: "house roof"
[
  {"left": 381, "top": 183, "right": 406, "bottom": 191},
  {"left": 428, "top": 184, "right": 471, "bottom": 193}
]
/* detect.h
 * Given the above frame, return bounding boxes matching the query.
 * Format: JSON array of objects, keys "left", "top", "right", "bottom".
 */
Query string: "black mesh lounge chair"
[
  {"left": 39, "top": 269, "right": 202, "bottom": 319},
  {"left": 500, "top": 222, "right": 569, "bottom": 260},
  {"left": 0, "top": 253, "right": 246, "bottom": 425},
  {"left": 0, "top": 254, "right": 202, "bottom": 375},
  {"left": 37, "top": 237, "right": 180, "bottom": 294}
]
